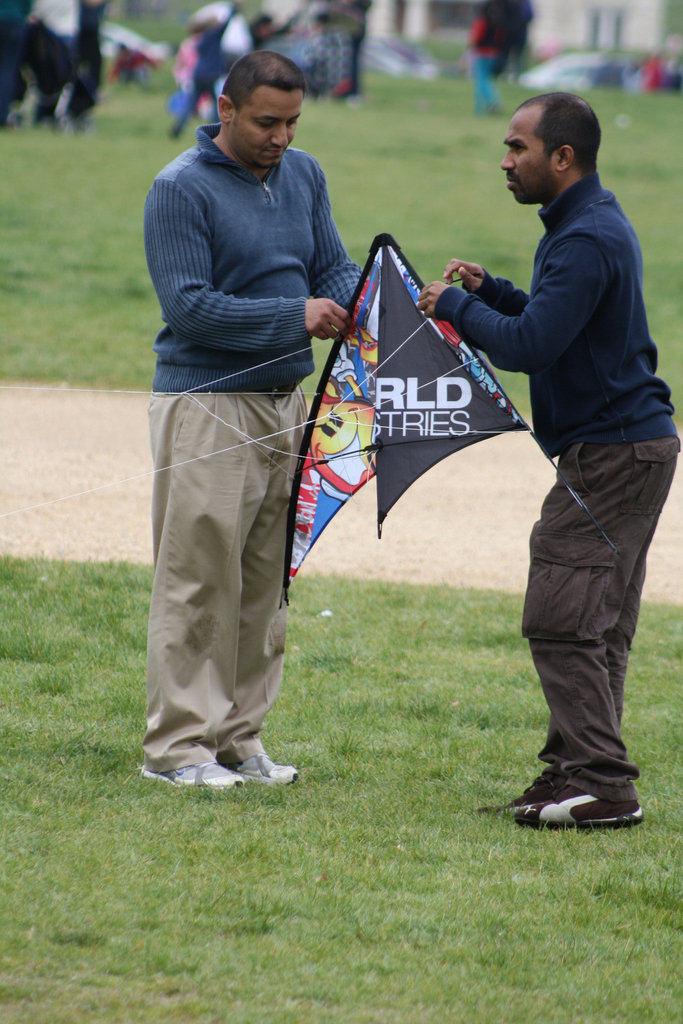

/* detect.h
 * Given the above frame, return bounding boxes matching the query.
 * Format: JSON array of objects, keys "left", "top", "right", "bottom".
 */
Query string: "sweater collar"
[
  {"left": 194, "top": 122, "right": 280, "bottom": 185},
  {"left": 538, "top": 173, "right": 604, "bottom": 232},
  {"left": 196, "top": 122, "right": 238, "bottom": 165}
]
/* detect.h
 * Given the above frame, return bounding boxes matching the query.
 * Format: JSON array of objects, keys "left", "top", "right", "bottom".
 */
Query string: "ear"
[
  {"left": 553, "top": 144, "right": 575, "bottom": 172},
  {"left": 217, "top": 94, "right": 235, "bottom": 126}
]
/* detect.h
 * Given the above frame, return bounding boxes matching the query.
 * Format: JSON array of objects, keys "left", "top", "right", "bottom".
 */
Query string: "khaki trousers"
[
  {"left": 143, "top": 389, "right": 306, "bottom": 772},
  {"left": 521, "top": 437, "right": 679, "bottom": 800}
]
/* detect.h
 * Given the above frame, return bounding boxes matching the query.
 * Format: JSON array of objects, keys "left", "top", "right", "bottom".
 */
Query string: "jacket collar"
[{"left": 539, "top": 172, "right": 604, "bottom": 232}]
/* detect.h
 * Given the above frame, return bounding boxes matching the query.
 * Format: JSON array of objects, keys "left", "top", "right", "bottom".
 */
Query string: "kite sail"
[{"left": 283, "top": 233, "right": 528, "bottom": 592}]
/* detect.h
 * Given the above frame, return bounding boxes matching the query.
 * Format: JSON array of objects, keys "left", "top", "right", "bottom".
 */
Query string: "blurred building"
[
  {"left": 368, "top": 0, "right": 475, "bottom": 37},
  {"left": 526, "top": 1, "right": 667, "bottom": 53},
  {"left": 259, "top": 1, "right": 479, "bottom": 37},
  {"left": 264, "top": 2, "right": 671, "bottom": 52},
  {"left": 368, "top": 1, "right": 668, "bottom": 52},
  {"left": 264, "top": 1, "right": 670, "bottom": 53}
]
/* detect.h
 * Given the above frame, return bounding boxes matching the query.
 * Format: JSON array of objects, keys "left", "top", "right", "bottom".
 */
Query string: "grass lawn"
[
  {"left": 0, "top": 37, "right": 681, "bottom": 1024},
  {"left": 0, "top": 559, "right": 681, "bottom": 1023},
  {"left": 1, "top": 48, "right": 682, "bottom": 409}
]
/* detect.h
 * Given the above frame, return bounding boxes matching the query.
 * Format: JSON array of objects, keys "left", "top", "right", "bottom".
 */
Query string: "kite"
[{"left": 283, "top": 233, "right": 611, "bottom": 594}]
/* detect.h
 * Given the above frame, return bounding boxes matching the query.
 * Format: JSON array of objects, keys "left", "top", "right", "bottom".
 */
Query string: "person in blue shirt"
[
  {"left": 142, "top": 50, "right": 360, "bottom": 790},
  {"left": 418, "top": 92, "right": 678, "bottom": 830}
]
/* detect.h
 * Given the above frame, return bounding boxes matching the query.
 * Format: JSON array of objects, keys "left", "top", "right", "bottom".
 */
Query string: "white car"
[{"left": 519, "top": 52, "right": 637, "bottom": 91}]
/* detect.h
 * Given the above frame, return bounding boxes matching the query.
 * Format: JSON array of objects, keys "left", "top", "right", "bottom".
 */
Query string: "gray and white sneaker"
[
  {"left": 227, "top": 753, "right": 299, "bottom": 785},
  {"left": 141, "top": 761, "right": 244, "bottom": 789}
]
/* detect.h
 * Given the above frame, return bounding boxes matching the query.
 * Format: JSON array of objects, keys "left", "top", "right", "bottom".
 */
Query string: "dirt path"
[{"left": 1, "top": 388, "right": 681, "bottom": 604}]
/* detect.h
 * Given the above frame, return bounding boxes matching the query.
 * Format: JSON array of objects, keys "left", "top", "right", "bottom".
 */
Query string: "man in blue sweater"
[
  {"left": 418, "top": 92, "right": 678, "bottom": 829},
  {"left": 142, "top": 50, "right": 360, "bottom": 789}
]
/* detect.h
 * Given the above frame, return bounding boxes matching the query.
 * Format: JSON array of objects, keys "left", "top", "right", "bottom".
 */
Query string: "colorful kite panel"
[{"left": 284, "top": 234, "right": 528, "bottom": 591}]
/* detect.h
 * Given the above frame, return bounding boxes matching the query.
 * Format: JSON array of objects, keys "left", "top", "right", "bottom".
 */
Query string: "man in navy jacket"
[{"left": 419, "top": 92, "right": 678, "bottom": 829}]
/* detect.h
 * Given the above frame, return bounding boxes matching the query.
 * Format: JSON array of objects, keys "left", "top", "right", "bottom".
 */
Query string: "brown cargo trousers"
[
  {"left": 143, "top": 389, "right": 306, "bottom": 773},
  {"left": 521, "top": 437, "right": 679, "bottom": 801}
]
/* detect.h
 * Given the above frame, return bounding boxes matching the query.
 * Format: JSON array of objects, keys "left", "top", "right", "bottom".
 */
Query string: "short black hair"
[
  {"left": 516, "top": 92, "right": 601, "bottom": 173},
  {"left": 222, "top": 50, "right": 306, "bottom": 107}
]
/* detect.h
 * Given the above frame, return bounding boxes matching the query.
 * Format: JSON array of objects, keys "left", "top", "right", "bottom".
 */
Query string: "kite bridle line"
[
  {"left": 1, "top": 334, "right": 432, "bottom": 523},
  {"left": 6, "top": 331, "right": 476, "bottom": 523},
  {"left": 4, "top": 238, "right": 615, "bottom": 556},
  {"left": 1, "top": 247, "right": 484, "bottom": 533},
  {"left": 284, "top": 233, "right": 616, "bottom": 594},
  {"left": 0, "top": 343, "right": 317, "bottom": 400},
  {"left": 3, "top": 239, "right": 513, "bottom": 523},
  {"left": 300, "top": 425, "right": 528, "bottom": 474},
  {"left": 525, "top": 428, "right": 616, "bottom": 551},
  {"left": 0, "top": 332, "right": 504, "bottom": 497},
  {"left": 165, "top": 323, "right": 490, "bottom": 480},
  {"left": 0, "top": 345, "right": 326, "bottom": 522},
  {"left": 0, "top": 416, "right": 319, "bottom": 522}
]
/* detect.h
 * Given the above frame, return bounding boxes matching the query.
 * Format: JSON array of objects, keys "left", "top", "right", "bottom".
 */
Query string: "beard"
[{"left": 507, "top": 176, "right": 536, "bottom": 205}]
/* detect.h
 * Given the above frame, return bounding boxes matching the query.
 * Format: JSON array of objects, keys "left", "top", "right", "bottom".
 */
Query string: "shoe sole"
[
  {"left": 515, "top": 812, "right": 643, "bottom": 830},
  {"left": 234, "top": 770, "right": 299, "bottom": 786},
  {"left": 140, "top": 768, "right": 244, "bottom": 789}
]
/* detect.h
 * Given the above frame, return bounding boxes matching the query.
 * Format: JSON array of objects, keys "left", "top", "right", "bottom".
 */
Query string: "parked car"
[{"left": 518, "top": 52, "right": 639, "bottom": 91}]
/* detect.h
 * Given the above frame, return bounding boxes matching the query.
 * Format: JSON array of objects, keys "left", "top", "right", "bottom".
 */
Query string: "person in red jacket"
[{"left": 469, "top": 0, "right": 508, "bottom": 114}]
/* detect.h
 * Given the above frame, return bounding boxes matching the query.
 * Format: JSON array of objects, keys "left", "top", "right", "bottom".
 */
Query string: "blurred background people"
[
  {"left": 297, "top": 5, "right": 352, "bottom": 99},
  {"left": 328, "top": 0, "right": 371, "bottom": 103},
  {"left": 169, "top": 1, "right": 251, "bottom": 138},
  {"left": 26, "top": 0, "right": 78, "bottom": 123},
  {"left": 75, "top": 0, "right": 106, "bottom": 100},
  {"left": 469, "top": 0, "right": 508, "bottom": 114},
  {"left": 108, "top": 42, "right": 150, "bottom": 83},
  {"left": 0, "top": 0, "right": 31, "bottom": 126},
  {"left": 503, "top": 0, "right": 533, "bottom": 81},
  {"left": 248, "top": 10, "right": 296, "bottom": 50}
]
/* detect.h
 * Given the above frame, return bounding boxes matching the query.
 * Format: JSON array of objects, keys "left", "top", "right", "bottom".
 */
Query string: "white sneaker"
[
  {"left": 141, "top": 761, "right": 244, "bottom": 789},
  {"left": 228, "top": 753, "right": 299, "bottom": 785}
]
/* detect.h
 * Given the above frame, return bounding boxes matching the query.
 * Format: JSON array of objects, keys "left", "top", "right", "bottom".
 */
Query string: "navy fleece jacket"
[
  {"left": 144, "top": 123, "right": 360, "bottom": 393},
  {"left": 434, "top": 173, "right": 676, "bottom": 456}
]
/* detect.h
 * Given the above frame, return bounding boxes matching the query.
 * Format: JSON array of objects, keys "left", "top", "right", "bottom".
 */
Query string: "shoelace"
[{"left": 523, "top": 775, "right": 554, "bottom": 796}]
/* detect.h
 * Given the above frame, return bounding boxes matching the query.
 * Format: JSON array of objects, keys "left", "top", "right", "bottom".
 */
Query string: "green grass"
[
  {"left": 1, "top": 557, "right": 681, "bottom": 1023},
  {"left": 1, "top": 52, "right": 682, "bottom": 414},
  {"left": 1, "top": 46, "right": 681, "bottom": 1023}
]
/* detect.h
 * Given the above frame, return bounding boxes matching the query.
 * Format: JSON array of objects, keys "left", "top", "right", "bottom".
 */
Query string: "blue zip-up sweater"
[
  {"left": 144, "top": 123, "right": 361, "bottom": 393},
  {"left": 434, "top": 173, "right": 676, "bottom": 456}
]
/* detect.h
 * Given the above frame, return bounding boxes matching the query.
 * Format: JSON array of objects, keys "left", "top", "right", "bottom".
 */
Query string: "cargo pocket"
[
  {"left": 620, "top": 438, "right": 679, "bottom": 516},
  {"left": 522, "top": 528, "right": 616, "bottom": 641}
]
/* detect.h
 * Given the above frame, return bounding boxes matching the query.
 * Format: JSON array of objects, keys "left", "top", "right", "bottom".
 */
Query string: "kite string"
[
  {"left": 0, "top": 406, "right": 322, "bottom": 520},
  {"left": 166, "top": 362, "right": 494, "bottom": 486},
  {"left": 1, "top": 344, "right": 323, "bottom": 519},
  {"left": 166, "top": 320, "right": 440, "bottom": 466},
  {"left": 320, "top": 324, "right": 484, "bottom": 423},
  {"left": 1, "top": 321, "right": 481, "bottom": 519},
  {"left": 0, "top": 343, "right": 318, "bottom": 399},
  {"left": 2, "top": 311, "right": 472, "bottom": 520},
  {"left": 349, "top": 320, "right": 431, "bottom": 398}
]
